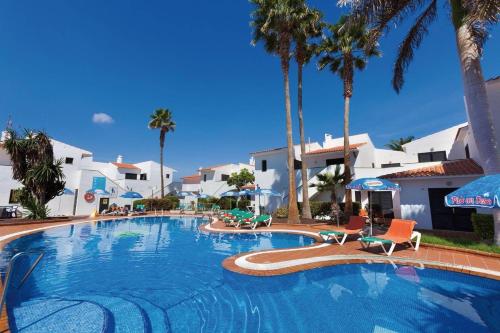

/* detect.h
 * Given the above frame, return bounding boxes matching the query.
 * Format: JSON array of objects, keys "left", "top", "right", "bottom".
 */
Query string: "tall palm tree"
[
  {"left": 148, "top": 109, "right": 175, "bottom": 198},
  {"left": 310, "top": 165, "right": 345, "bottom": 225},
  {"left": 293, "top": 5, "right": 322, "bottom": 220},
  {"left": 341, "top": 0, "right": 500, "bottom": 243},
  {"left": 250, "top": 0, "right": 308, "bottom": 224},
  {"left": 317, "top": 16, "right": 380, "bottom": 218},
  {"left": 385, "top": 136, "right": 415, "bottom": 151}
]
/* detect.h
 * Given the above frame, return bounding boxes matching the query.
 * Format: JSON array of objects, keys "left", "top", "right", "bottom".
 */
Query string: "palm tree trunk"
[
  {"left": 451, "top": 1, "right": 500, "bottom": 244},
  {"left": 281, "top": 56, "right": 300, "bottom": 224},
  {"left": 297, "top": 62, "right": 312, "bottom": 220},
  {"left": 159, "top": 132, "right": 165, "bottom": 198},
  {"left": 343, "top": 94, "right": 353, "bottom": 217}
]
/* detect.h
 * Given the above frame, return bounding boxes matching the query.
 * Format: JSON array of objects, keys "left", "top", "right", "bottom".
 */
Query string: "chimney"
[
  {"left": 325, "top": 133, "right": 333, "bottom": 141},
  {"left": 116, "top": 155, "right": 123, "bottom": 163}
]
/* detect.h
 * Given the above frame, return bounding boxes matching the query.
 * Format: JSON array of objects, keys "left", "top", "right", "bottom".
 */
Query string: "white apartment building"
[{"left": 0, "top": 135, "right": 175, "bottom": 216}]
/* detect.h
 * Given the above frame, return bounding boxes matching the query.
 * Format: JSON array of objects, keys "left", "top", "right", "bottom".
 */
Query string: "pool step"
[
  {"left": 71, "top": 294, "right": 151, "bottom": 333},
  {"left": 11, "top": 297, "right": 108, "bottom": 333},
  {"left": 117, "top": 293, "right": 169, "bottom": 333}
]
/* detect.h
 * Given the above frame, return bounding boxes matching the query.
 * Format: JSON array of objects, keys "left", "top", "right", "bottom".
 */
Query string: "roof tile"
[
  {"left": 381, "top": 159, "right": 483, "bottom": 179},
  {"left": 112, "top": 162, "right": 141, "bottom": 170},
  {"left": 305, "top": 143, "right": 366, "bottom": 155}
]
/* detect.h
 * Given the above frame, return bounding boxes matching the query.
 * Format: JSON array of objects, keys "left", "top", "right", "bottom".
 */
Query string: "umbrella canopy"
[
  {"left": 175, "top": 191, "right": 193, "bottom": 197},
  {"left": 346, "top": 178, "right": 401, "bottom": 191},
  {"left": 196, "top": 193, "right": 210, "bottom": 199},
  {"left": 220, "top": 191, "right": 240, "bottom": 197},
  {"left": 445, "top": 174, "right": 500, "bottom": 209},
  {"left": 249, "top": 188, "right": 281, "bottom": 197},
  {"left": 120, "top": 191, "right": 144, "bottom": 199},
  {"left": 86, "top": 189, "right": 110, "bottom": 196},
  {"left": 63, "top": 188, "right": 75, "bottom": 195}
]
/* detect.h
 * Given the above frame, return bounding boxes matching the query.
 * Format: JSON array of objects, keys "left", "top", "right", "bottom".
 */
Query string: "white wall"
[
  {"left": 394, "top": 176, "right": 479, "bottom": 230},
  {"left": 486, "top": 78, "right": 500, "bottom": 144},
  {"left": 200, "top": 163, "right": 254, "bottom": 197}
]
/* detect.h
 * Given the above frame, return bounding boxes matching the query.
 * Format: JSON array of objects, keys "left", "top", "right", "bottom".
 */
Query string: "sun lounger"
[
  {"left": 238, "top": 214, "right": 272, "bottom": 229},
  {"left": 319, "top": 216, "right": 366, "bottom": 245},
  {"left": 358, "top": 219, "right": 419, "bottom": 256}
]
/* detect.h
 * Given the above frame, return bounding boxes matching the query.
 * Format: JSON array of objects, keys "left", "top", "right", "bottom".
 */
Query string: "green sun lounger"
[{"left": 237, "top": 214, "right": 272, "bottom": 229}]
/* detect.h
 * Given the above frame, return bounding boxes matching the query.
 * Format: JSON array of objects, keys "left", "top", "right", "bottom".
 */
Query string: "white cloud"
[{"left": 92, "top": 113, "right": 114, "bottom": 124}]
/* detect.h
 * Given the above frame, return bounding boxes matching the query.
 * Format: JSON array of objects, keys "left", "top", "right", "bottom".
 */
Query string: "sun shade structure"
[
  {"left": 345, "top": 178, "right": 401, "bottom": 236},
  {"left": 62, "top": 188, "right": 75, "bottom": 195},
  {"left": 445, "top": 174, "right": 499, "bottom": 209},
  {"left": 86, "top": 189, "right": 110, "bottom": 196},
  {"left": 175, "top": 191, "right": 193, "bottom": 197},
  {"left": 120, "top": 191, "right": 144, "bottom": 199}
]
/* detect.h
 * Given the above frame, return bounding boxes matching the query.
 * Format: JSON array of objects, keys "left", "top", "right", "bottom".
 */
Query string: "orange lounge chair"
[
  {"left": 358, "top": 219, "right": 420, "bottom": 256},
  {"left": 319, "top": 216, "right": 367, "bottom": 245}
]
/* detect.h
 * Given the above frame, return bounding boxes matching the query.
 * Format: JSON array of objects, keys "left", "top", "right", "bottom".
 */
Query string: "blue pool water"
[{"left": 1, "top": 216, "right": 499, "bottom": 333}]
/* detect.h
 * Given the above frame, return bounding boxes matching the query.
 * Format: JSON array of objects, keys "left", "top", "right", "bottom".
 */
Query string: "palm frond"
[{"left": 392, "top": 0, "right": 437, "bottom": 93}]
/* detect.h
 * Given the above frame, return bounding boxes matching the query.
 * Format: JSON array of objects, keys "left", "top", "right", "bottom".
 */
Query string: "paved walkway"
[{"left": 202, "top": 220, "right": 500, "bottom": 280}]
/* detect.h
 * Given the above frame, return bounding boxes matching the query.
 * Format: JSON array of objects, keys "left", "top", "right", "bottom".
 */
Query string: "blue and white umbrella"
[
  {"left": 175, "top": 191, "right": 193, "bottom": 197},
  {"left": 87, "top": 189, "right": 111, "bottom": 196},
  {"left": 345, "top": 178, "right": 400, "bottom": 235},
  {"left": 445, "top": 174, "right": 500, "bottom": 209},
  {"left": 120, "top": 191, "right": 144, "bottom": 199},
  {"left": 346, "top": 178, "right": 401, "bottom": 191},
  {"left": 246, "top": 188, "right": 282, "bottom": 215},
  {"left": 63, "top": 188, "right": 75, "bottom": 195},
  {"left": 220, "top": 191, "right": 240, "bottom": 197},
  {"left": 196, "top": 193, "right": 210, "bottom": 199}
]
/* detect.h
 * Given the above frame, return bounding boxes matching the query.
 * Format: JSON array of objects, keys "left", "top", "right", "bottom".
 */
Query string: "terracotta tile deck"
[{"left": 201, "top": 220, "right": 500, "bottom": 281}]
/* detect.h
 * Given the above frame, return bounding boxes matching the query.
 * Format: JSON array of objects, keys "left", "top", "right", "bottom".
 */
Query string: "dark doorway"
[
  {"left": 369, "top": 191, "right": 394, "bottom": 218},
  {"left": 428, "top": 188, "right": 475, "bottom": 231},
  {"left": 99, "top": 198, "right": 110, "bottom": 213}
]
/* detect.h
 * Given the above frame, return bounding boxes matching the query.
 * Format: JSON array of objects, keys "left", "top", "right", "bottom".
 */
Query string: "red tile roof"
[
  {"left": 182, "top": 174, "right": 201, "bottom": 184},
  {"left": 112, "top": 162, "right": 140, "bottom": 170},
  {"left": 200, "top": 164, "right": 232, "bottom": 171},
  {"left": 250, "top": 146, "right": 287, "bottom": 155},
  {"left": 305, "top": 143, "right": 366, "bottom": 155},
  {"left": 382, "top": 159, "right": 483, "bottom": 179},
  {"left": 241, "top": 184, "right": 256, "bottom": 190}
]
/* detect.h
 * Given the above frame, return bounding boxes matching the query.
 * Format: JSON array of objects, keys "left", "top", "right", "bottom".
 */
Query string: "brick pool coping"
[{"left": 200, "top": 219, "right": 500, "bottom": 281}]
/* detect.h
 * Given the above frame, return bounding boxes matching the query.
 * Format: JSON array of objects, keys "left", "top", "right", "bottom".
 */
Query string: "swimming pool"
[{"left": 1, "top": 216, "right": 499, "bottom": 332}]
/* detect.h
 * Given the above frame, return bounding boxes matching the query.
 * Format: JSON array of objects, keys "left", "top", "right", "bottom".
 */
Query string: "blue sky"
[{"left": 0, "top": 1, "right": 498, "bottom": 179}]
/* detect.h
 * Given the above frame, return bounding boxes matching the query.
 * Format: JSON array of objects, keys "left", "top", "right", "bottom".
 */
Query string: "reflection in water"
[{"left": 0, "top": 217, "right": 498, "bottom": 333}]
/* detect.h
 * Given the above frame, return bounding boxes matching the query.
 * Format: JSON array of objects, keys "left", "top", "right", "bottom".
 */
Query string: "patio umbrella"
[
  {"left": 445, "top": 174, "right": 500, "bottom": 245},
  {"left": 196, "top": 193, "right": 210, "bottom": 199},
  {"left": 346, "top": 178, "right": 401, "bottom": 236},
  {"left": 175, "top": 191, "right": 193, "bottom": 197},
  {"left": 445, "top": 174, "right": 499, "bottom": 209},
  {"left": 86, "top": 189, "right": 111, "bottom": 214},
  {"left": 63, "top": 188, "right": 75, "bottom": 195},
  {"left": 247, "top": 187, "right": 282, "bottom": 215},
  {"left": 120, "top": 191, "right": 144, "bottom": 210},
  {"left": 220, "top": 190, "right": 241, "bottom": 209}
]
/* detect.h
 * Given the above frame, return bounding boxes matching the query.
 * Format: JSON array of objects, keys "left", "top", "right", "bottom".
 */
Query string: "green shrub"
[
  {"left": 275, "top": 207, "right": 288, "bottom": 218},
  {"left": 133, "top": 196, "right": 180, "bottom": 210},
  {"left": 471, "top": 213, "right": 494, "bottom": 242},
  {"left": 237, "top": 198, "right": 251, "bottom": 210},
  {"left": 310, "top": 201, "right": 332, "bottom": 217}
]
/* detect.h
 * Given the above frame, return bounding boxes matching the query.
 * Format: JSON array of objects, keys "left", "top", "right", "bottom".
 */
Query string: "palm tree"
[
  {"left": 293, "top": 5, "right": 322, "bottom": 220},
  {"left": 148, "top": 109, "right": 175, "bottom": 198},
  {"left": 317, "top": 16, "right": 380, "bottom": 218},
  {"left": 4, "top": 129, "right": 65, "bottom": 219},
  {"left": 385, "top": 136, "right": 415, "bottom": 151},
  {"left": 250, "top": 0, "right": 308, "bottom": 224},
  {"left": 341, "top": 0, "right": 500, "bottom": 244},
  {"left": 310, "top": 165, "right": 345, "bottom": 225}
]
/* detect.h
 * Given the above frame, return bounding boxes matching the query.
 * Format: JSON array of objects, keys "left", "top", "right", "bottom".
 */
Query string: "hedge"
[
  {"left": 133, "top": 196, "right": 180, "bottom": 210},
  {"left": 471, "top": 213, "right": 494, "bottom": 242}
]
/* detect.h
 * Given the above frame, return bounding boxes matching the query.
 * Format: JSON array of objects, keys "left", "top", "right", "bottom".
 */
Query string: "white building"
[
  {"left": 199, "top": 163, "right": 254, "bottom": 197},
  {"left": 0, "top": 135, "right": 175, "bottom": 216}
]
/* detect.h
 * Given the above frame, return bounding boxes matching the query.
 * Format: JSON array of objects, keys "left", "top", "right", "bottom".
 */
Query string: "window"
[
  {"left": 65, "top": 157, "right": 74, "bottom": 165},
  {"left": 294, "top": 159, "right": 302, "bottom": 170},
  {"left": 9, "top": 189, "right": 20, "bottom": 204},
  {"left": 221, "top": 174, "right": 229, "bottom": 181},
  {"left": 140, "top": 173, "right": 147, "bottom": 180},
  {"left": 125, "top": 173, "right": 138, "bottom": 180},
  {"left": 465, "top": 144, "right": 470, "bottom": 159},
  {"left": 381, "top": 163, "right": 401, "bottom": 168},
  {"left": 203, "top": 174, "right": 207, "bottom": 182},
  {"left": 326, "top": 158, "right": 344, "bottom": 166},
  {"left": 354, "top": 191, "right": 361, "bottom": 203},
  {"left": 165, "top": 173, "right": 170, "bottom": 179},
  {"left": 261, "top": 160, "right": 267, "bottom": 172},
  {"left": 418, "top": 151, "right": 447, "bottom": 163}
]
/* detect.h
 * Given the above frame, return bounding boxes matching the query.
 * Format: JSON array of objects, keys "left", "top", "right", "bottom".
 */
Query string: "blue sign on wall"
[{"left": 92, "top": 177, "right": 106, "bottom": 191}]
